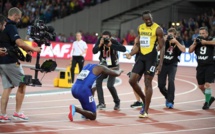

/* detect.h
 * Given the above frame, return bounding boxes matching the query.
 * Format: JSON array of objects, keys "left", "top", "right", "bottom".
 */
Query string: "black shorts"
[
  {"left": 132, "top": 49, "right": 157, "bottom": 76},
  {"left": 196, "top": 64, "right": 215, "bottom": 85}
]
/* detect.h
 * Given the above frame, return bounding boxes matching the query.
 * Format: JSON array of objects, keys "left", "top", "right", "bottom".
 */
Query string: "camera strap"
[{"left": 103, "top": 45, "right": 110, "bottom": 57}]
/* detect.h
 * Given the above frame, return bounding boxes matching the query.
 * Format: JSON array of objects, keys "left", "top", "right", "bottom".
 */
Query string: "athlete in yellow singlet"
[{"left": 125, "top": 10, "right": 165, "bottom": 118}]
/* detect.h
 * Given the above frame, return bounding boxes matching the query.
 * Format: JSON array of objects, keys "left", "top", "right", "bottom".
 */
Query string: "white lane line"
[
  {"left": 0, "top": 103, "right": 211, "bottom": 123},
  {"left": 5, "top": 98, "right": 205, "bottom": 111},
  {"left": 141, "top": 127, "right": 215, "bottom": 134},
  {"left": 6, "top": 77, "right": 197, "bottom": 105},
  {"left": 2, "top": 116, "right": 215, "bottom": 133}
]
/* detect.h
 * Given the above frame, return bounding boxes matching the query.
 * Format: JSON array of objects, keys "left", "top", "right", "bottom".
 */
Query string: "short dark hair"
[
  {"left": 0, "top": 15, "right": 7, "bottom": 25},
  {"left": 102, "top": 31, "right": 111, "bottom": 37},
  {"left": 142, "top": 10, "right": 151, "bottom": 16}
]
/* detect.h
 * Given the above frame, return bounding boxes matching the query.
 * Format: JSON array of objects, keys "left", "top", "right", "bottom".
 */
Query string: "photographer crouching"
[
  {"left": 93, "top": 31, "right": 126, "bottom": 110},
  {"left": 189, "top": 26, "right": 215, "bottom": 110},
  {"left": 0, "top": 7, "right": 41, "bottom": 122}
]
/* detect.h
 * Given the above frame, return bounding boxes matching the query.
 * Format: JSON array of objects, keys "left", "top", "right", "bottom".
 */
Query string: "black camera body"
[
  {"left": 167, "top": 34, "right": 174, "bottom": 41},
  {"left": 28, "top": 20, "right": 55, "bottom": 46},
  {"left": 26, "top": 20, "right": 57, "bottom": 86},
  {"left": 103, "top": 37, "right": 110, "bottom": 45},
  {"left": 196, "top": 36, "right": 204, "bottom": 45}
]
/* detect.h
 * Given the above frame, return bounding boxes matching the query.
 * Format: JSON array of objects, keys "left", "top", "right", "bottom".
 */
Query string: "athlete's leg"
[
  {"left": 70, "top": 85, "right": 97, "bottom": 120},
  {"left": 129, "top": 73, "right": 145, "bottom": 104},
  {"left": 144, "top": 75, "right": 153, "bottom": 114},
  {"left": 75, "top": 106, "right": 97, "bottom": 120},
  {"left": 133, "top": 90, "right": 141, "bottom": 101}
]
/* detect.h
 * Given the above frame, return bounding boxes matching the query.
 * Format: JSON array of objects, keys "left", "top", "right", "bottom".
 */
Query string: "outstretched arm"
[
  {"left": 189, "top": 40, "right": 197, "bottom": 53},
  {"left": 124, "top": 36, "right": 140, "bottom": 59},
  {"left": 201, "top": 39, "right": 215, "bottom": 46},
  {"left": 93, "top": 65, "right": 123, "bottom": 76}
]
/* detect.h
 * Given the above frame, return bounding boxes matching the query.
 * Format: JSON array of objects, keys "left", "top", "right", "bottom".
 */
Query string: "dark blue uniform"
[
  {"left": 0, "top": 19, "right": 20, "bottom": 64},
  {"left": 71, "top": 64, "right": 100, "bottom": 113}
]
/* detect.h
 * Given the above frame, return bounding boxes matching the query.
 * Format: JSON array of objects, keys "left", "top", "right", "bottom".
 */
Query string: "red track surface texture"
[{"left": 0, "top": 59, "right": 215, "bottom": 134}]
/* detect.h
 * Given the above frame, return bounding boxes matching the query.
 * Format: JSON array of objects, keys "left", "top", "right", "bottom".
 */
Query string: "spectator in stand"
[
  {"left": 188, "top": 18, "right": 196, "bottom": 31},
  {"left": 192, "top": 28, "right": 199, "bottom": 41},
  {"left": 61, "top": 34, "right": 67, "bottom": 42},
  {"left": 126, "top": 29, "right": 136, "bottom": 45},
  {"left": 1, "top": 0, "right": 110, "bottom": 28},
  {"left": 55, "top": 33, "right": 62, "bottom": 42},
  {"left": 184, "top": 36, "right": 192, "bottom": 48},
  {"left": 67, "top": 32, "right": 75, "bottom": 43}
]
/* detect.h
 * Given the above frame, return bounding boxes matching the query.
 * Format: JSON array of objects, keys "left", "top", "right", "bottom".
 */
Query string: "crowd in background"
[
  {"left": 1, "top": 1, "right": 214, "bottom": 47},
  {"left": 0, "top": 0, "right": 109, "bottom": 28},
  {"left": 54, "top": 8, "right": 215, "bottom": 47}
]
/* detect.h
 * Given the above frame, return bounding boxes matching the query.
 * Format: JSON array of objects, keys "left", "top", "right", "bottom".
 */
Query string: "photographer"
[
  {"left": 92, "top": 31, "right": 126, "bottom": 110},
  {"left": 189, "top": 26, "right": 215, "bottom": 110},
  {"left": 157, "top": 28, "right": 185, "bottom": 109},
  {"left": 0, "top": 7, "right": 41, "bottom": 122}
]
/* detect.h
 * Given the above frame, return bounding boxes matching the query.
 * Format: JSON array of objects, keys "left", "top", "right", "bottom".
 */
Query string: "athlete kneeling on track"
[{"left": 68, "top": 63, "right": 123, "bottom": 121}]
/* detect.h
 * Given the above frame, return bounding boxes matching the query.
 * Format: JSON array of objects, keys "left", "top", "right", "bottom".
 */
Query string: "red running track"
[{"left": 0, "top": 58, "right": 215, "bottom": 134}]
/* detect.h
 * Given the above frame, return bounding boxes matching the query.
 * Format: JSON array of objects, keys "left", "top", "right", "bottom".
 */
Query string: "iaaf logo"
[
  {"left": 31, "top": 42, "right": 93, "bottom": 61},
  {"left": 40, "top": 43, "right": 72, "bottom": 58}
]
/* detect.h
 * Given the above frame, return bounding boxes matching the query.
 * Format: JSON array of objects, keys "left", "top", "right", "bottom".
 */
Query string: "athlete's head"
[
  {"left": 142, "top": 10, "right": 153, "bottom": 27},
  {"left": 199, "top": 27, "right": 208, "bottom": 39}
]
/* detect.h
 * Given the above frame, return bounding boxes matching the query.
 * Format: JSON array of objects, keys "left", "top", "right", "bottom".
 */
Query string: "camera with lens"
[
  {"left": 27, "top": 20, "right": 55, "bottom": 46},
  {"left": 103, "top": 37, "right": 110, "bottom": 45},
  {"left": 167, "top": 34, "right": 174, "bottom": 41},
  {"left": 25, "top": 19, "right": 57, "bottom": 86},
  {"left": 196, "top": 36, "right": 204, "bottom": 45}
]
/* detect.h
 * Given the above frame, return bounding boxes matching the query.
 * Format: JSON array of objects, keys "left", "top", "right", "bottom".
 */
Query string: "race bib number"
[
  {"left": 149, "top": 66, "right": 156, "bottom": 73},
  {"left": 140, "top": 36, "right": 150, "bottom": 48},
  {"left": 77, "top": 70, "right": 90, "bottom": 80},
  {"left": 89, "top": 96, "right": 94, "bottom": 103},
  {"left": 106, "top": 57, "right": 112, "bottom": 66}
]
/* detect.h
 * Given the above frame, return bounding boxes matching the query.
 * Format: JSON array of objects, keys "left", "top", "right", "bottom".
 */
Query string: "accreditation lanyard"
[
  {"left": 167, "top": 42, "right": 176, "bottom": 55},
  {"left": 103, "top": 45, "right": 110, "bottom": 58},
  {"left": 103, "top": 45, "right": 112, "bottom": 66}
]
